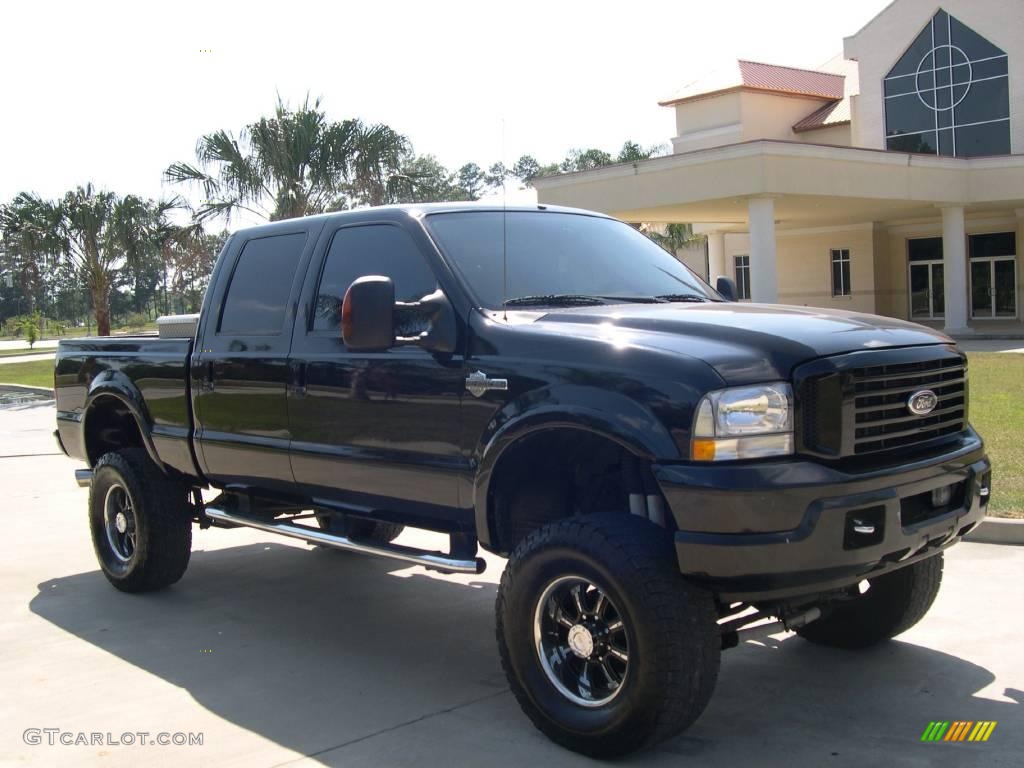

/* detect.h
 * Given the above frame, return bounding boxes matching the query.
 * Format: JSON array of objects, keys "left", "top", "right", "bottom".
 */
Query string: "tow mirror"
[
  {"left": 341, "top": 276, "right": 457, "bottom": 354},
  {"left": 342, "top": 276, "right": 395, "bottom": 351},
  {"left": 715, "top": 276, "right": 738, "bottom": 302}
]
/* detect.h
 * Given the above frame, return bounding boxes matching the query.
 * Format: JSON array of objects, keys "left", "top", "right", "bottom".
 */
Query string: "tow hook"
[{"left": 193, "top": 489, "right": 212, "bottom": 529}]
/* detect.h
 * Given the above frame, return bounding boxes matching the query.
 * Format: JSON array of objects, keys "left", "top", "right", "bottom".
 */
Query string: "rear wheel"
[
  {"left": 797, "top": 554, "right": 944, "bottom": 649},
  {"left": 496, "top": 512, "right": 720, "bottom": 758},
  {"left": 88, "top": 448, "right": 192, "bottom": 592}
]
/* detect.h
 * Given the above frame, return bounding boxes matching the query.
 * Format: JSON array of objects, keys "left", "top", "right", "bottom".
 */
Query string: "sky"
[{"left": 1, "top": 0, "right": 892, "bottom": 218}]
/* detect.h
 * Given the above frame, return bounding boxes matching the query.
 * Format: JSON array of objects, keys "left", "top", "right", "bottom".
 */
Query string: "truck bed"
[{"left": 54, "top": 335, "right": 197, "bottom": 477}]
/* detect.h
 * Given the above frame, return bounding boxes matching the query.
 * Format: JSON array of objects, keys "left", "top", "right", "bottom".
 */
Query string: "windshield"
[{"left": 424, "top": 211, "right": 717, "bottom": 309}]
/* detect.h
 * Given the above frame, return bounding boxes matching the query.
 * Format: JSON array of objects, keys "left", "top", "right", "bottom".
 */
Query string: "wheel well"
[
  {"left": 487, "top": 429, "right": 666, "bottom": 554},
  {"left": 85, "top": 396, "right": 145, "bottom": 466}
]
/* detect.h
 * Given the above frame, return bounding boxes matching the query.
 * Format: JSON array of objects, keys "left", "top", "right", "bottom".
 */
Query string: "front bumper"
[{"left": 655, "top": 431, "right": 990, "bottom": 602}]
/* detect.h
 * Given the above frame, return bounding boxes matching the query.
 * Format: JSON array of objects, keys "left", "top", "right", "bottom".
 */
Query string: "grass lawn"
[
  {"left": 967, "top": 352, "right": 1023, "bottom": 519},
  {"left": 1, "top": 351, "right": 1019, "bottom": 517},
  {"left": 0, "top": 359, "right": 54, "bottom": 389}
]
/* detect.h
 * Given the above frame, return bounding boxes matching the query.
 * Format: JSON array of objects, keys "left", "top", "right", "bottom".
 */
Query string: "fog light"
[{"left": 931, "top": 485, "right": 953, "bottom": 508}]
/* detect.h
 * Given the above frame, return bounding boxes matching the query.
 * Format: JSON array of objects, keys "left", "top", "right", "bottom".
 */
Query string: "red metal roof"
[
  {"left": 792, "top": 97, "right": 852, "bottom": 132},
  {"left": 660, "top": 60, "right": 845, "bottom": 106}
]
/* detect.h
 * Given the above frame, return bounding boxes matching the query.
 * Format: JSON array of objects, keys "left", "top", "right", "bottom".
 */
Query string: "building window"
[
  {"left": 883, "top": 9, "right": 1010, "bottom": 158},
  {"left": 734, "top": 255, "right": 750, "bottom": 300},
  {"left": 830, "top": 249, "right": 851, "bottom": 297},
  {"left": 908, "top": 237, "right": 945, "bottom": 320}
]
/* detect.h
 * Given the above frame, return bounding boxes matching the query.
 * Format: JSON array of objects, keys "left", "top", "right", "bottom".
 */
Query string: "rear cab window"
[{"left": 218, "top": 232, "right": 308, "bottom": 335}]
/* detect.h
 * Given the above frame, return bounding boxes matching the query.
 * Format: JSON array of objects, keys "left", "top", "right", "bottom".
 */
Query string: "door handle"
[
  {"left": 291, "top": 362, "right": 308, "bottom": 397},
  {"left": 203, "top": 361, "right": 215, "bottom": 392}
]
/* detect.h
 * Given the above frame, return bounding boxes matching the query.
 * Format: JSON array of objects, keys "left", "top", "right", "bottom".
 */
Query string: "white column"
[
  {"left": 940, "top": 205, "right": 969, "bottom": 335},
  {"left": 748, "top": 197, "right": 778, "bottom": 303},
  {"left": 707, "top": 231, "right": 726, "bottom": 283}
]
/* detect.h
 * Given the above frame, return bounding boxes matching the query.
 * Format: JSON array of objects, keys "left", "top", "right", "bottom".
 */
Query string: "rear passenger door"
[
  {"left": 287, "top": 220, "right": 467, "bottom": 528},
  {"left": 193, "top": 224, "right": 321, "bottom": 493}
]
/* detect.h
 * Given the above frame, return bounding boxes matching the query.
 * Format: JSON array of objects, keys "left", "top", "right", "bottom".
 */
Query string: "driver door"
[{"left": 287, "top": 220, "right": 468, "bottom": 528}]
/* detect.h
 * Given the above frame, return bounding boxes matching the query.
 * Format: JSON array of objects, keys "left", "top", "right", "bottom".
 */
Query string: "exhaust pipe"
[
  {"left": 719, "top": 606, "right": 822, "bottom": 649},
  {"left": 204, "top": 507, "right": 486, "bottom": 575},
  {"left": 74, "top": 469, "right": 93, "bottom": 488}
]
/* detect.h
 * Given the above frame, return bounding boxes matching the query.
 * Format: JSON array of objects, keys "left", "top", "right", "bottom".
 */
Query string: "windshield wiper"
[
  {"left": 655, "top": 293, "right": 712, "bottom": 303},
  {"left": 503, "top": 294, "right": 669, "bottom": 307},
  {"left": 503, "top": 294, "right": 609, "bottom": 307},
  {"left": 598, "top": 295, "right": 665, "bottom": 304}
]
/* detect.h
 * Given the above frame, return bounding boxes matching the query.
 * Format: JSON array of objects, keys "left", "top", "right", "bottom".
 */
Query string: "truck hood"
[{"left": 520, "top": 302, "right": 953, "bottom": 384}]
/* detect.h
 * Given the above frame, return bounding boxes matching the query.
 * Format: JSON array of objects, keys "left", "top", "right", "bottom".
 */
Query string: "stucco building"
[{"left": 533, "top": 0, "right": 1024, "bottom": 336}]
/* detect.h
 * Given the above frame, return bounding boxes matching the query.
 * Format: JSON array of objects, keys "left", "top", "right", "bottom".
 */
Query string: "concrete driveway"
[{"left": 1, "top": 402, "right": 1021, "bottom": 767}]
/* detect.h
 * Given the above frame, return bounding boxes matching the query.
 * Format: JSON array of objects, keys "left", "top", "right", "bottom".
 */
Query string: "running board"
[{"left": 203, "top": 507, "right": 486, "bottom": 575}]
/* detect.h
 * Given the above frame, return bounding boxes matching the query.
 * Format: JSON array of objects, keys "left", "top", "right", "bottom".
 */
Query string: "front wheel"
[
  {"left": 797, "top": 554, "right": 944, "bottom": 649},
  {"left": 496, "top": 513, "right": 720, "bottom": 758}
]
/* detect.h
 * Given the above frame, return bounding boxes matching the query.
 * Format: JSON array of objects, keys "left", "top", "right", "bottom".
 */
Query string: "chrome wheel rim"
[
  {"left": 103, "top": 483, "right": 137, "bottom": 563},
  {"left": 533, "top": 575, "right": 630, "bottom": 708}
]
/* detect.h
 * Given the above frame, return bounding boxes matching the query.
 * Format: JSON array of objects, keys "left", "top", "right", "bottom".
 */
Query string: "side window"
[
  {"left": 219, "top": 232, "right": 307, "bottom": 335},
  {"left": 313, "top": 224, "right": 437, "bottom": 331}
]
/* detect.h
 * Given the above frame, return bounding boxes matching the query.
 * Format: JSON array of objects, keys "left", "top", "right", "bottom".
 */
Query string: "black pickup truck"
[{"left": 54, "top": 204, "right": 990, "bottom": 757}]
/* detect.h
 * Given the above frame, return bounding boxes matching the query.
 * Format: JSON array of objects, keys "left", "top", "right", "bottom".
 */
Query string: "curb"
[
  {"left": 965, "top": 516, "right": 1024, "bottom": 546},
  {"left": 0, "top": 383, "right": 55, "bottom": 396}
]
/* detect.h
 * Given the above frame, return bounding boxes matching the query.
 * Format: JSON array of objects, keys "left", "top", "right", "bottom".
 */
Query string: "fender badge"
[{"left": 465, "top": 371, "right": 508, "bottom": 398}]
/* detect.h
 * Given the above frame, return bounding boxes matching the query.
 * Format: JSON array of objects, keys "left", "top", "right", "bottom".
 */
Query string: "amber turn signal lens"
[
  {"left": 691, "top": 439, "right": 716, "bottom": 461},
  {"left": 341, "top": 287, "right": 354, "bottom": 341}
]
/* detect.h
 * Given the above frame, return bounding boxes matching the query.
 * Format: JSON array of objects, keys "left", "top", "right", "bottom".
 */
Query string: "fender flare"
[
  {"left": 472, "top": 395, "right": 679, "bottom": 550},
  {"left": 81, "top": 371, "right": 164, "bottom": 470}
]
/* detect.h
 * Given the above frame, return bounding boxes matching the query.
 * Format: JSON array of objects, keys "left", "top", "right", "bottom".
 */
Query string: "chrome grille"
[{"left": 851, "top": 357, "right": 966, "bottom": 454}]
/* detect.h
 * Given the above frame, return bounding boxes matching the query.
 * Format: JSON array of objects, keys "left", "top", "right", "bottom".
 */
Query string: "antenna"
[{"left": 501, "top": 118, "right": 508, "bottom": 321}]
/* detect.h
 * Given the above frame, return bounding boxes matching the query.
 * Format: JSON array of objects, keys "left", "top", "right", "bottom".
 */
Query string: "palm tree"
[
  {"left": 5, "top": 185, "right": 181, "bottom": 336},
  {"left": 110, "top": 195, "right": 183, "bottom": 315},
  {"left": 645, "top": 223, "right": 705, "bottom": 257},
  {"left": 54, "top": 185, "right": 125, "bottom": 335},
  {"left": 165, "top": 97, "right": 413, "bottom": 223},
  {"left": 0, "top": 192, "right": 61, "bottom": 315}
]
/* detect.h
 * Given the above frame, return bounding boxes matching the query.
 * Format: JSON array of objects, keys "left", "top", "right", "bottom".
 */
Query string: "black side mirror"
[
  {"left": 342, "top": 276, "right": 395, "bottom": 351},
  {"left": 715, "top": 276, "right": 738, "bottom": 302},
  {"left": 342, "top": 276, "right": 457, "bottom": 354}
]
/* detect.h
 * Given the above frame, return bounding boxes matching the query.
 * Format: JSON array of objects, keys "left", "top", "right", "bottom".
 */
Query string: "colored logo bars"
[{"left": 921, "top": 721, "right": 997, "bottom": 742}]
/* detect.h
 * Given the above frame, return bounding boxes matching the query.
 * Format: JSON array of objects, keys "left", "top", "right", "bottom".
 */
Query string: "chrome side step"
[{"left": 204, "top": 507, "right": 486, "bottom": 575}]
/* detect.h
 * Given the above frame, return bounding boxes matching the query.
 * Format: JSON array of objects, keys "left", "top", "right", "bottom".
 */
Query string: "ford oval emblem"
[{"left": 907, "top": 389, "right": 938, "bottom": 416}]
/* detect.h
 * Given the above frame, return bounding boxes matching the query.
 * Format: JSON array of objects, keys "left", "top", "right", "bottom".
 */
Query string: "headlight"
[{"left": 691, "top": 383, "right": 793, "bottom": 461}]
